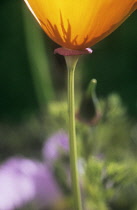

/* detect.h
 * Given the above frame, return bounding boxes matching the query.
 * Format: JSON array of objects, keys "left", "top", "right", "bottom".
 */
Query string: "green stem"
[{"left": 65, "top": 55, "right": 82, "bottom": 210}]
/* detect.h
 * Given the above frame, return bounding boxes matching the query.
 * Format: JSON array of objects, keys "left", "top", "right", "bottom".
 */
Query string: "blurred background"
[{"left": 0, "top": 1, "right": 137, "bottom": 210}]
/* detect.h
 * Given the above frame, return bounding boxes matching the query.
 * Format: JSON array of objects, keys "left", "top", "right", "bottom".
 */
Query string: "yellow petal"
[{"left": 24, "top": 0, "right": 137, "bottom": 50}]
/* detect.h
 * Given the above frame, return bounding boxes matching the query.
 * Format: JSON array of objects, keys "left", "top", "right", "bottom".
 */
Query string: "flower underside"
[{"left": 24, "top": 0, "right": 137, "bottom": 50}]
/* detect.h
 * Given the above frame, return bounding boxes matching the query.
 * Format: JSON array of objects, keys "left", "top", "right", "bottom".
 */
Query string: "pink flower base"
[{"left": 54, "top": 47, "right": 93, "bottom": 56}]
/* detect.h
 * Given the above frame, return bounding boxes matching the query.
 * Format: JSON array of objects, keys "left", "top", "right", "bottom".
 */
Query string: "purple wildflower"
[
  {"left": 0, "top": 157, "right": 62, "bottom": 210},
  {"left": 42, "top": 131, "right": 69, "bottom": 163},
  {"left": 0, "top": 130, "right": 70, "bottom": 210}
]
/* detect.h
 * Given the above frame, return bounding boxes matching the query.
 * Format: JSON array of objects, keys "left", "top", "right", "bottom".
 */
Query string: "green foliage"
[
  {"left": 85, "top": 158, "right": 137, "bottom": 210},
  {"left": 76, "top": 94, "right": 137, "bottom": 210},
  {"left": 84, "top": 157, "right": 107, "bottom": 210},
  {"left": 79, "top": 94, "right": 135, "bottom": 161},
  {"left": 46, "top": 94, "right": 137, "bottom": 210}
]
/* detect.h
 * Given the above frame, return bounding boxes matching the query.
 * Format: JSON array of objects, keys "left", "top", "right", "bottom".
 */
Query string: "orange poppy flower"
[{"left": 24, "top": 0, "right": 137, "bottom": 50}]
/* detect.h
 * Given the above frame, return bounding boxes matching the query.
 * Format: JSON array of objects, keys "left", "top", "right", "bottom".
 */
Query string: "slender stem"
[{"left": 65, "top": 56, "right": 82, "bottom": 210}]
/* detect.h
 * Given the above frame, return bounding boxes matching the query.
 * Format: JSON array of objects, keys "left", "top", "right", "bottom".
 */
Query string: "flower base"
[{"left": 54, "top": 47, "right": 93, "bottom": 56}]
